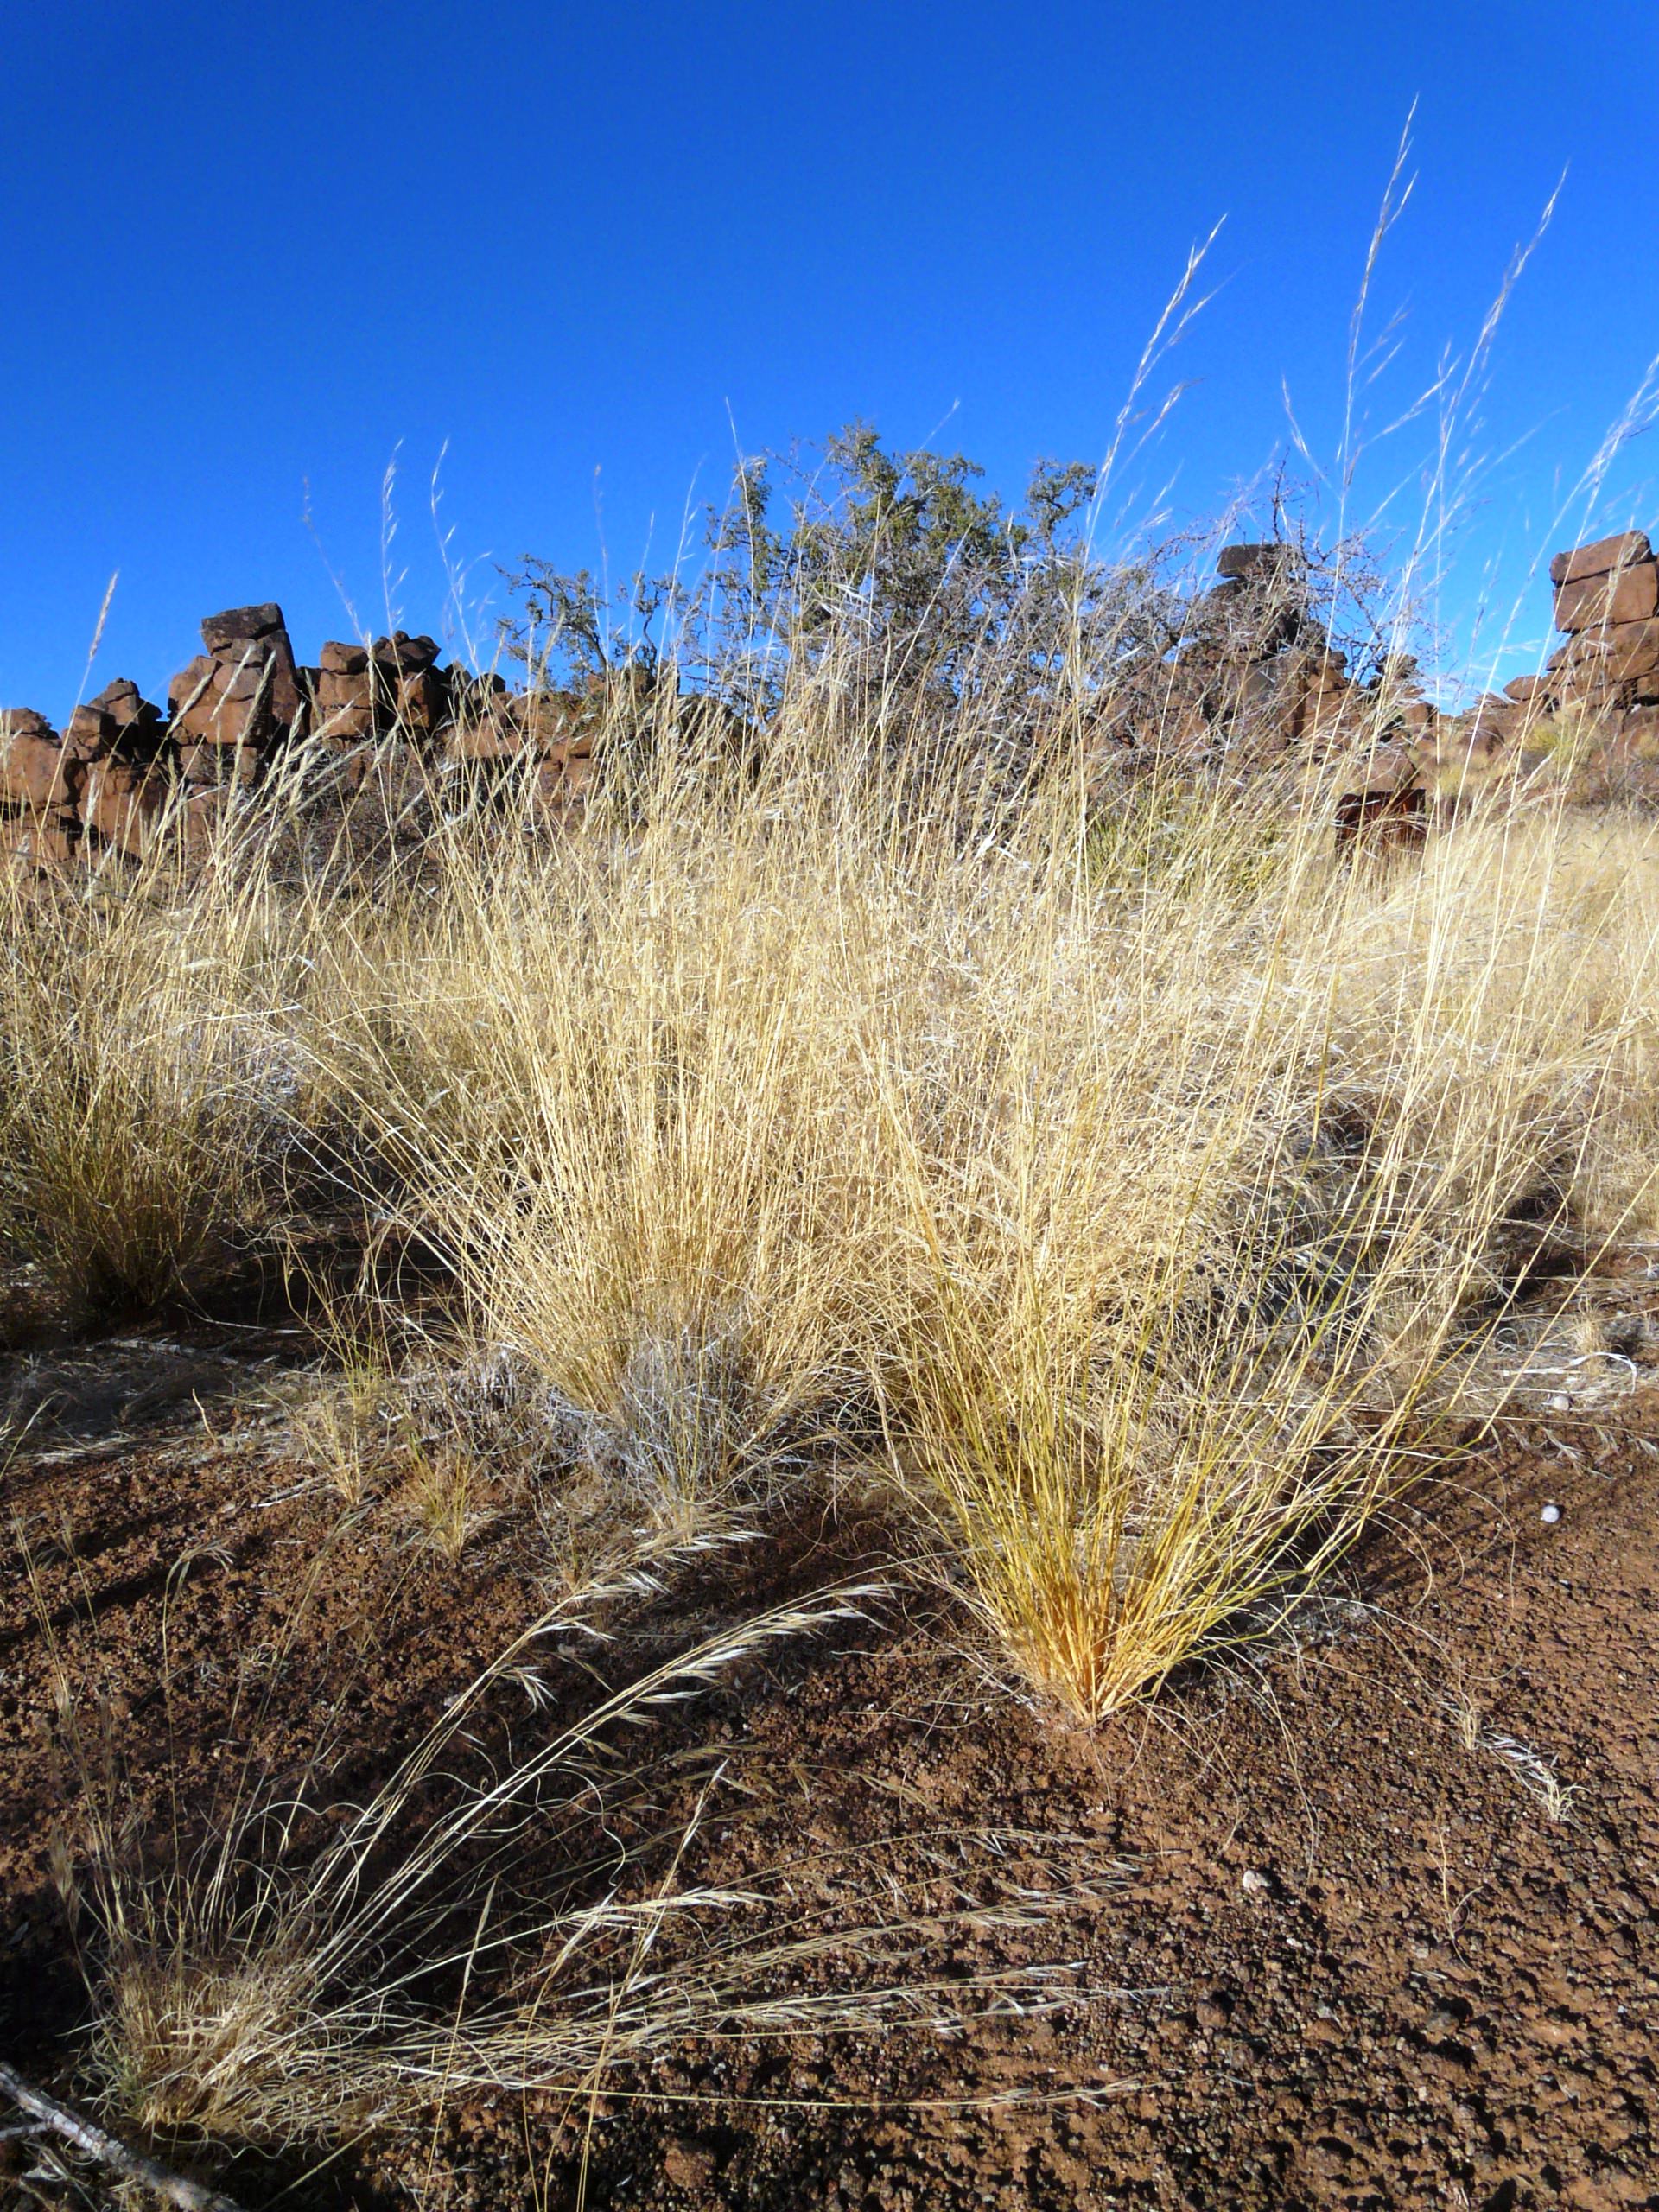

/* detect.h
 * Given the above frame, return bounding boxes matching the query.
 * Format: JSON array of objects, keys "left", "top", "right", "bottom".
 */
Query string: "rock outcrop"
[
  {"left": 1541, "top": 531, "right": 1659, "bottom": 714},
  {"left": 0, "top": 601, "right": 614, "bottom": 871},
  {"left": 8, "top": 539, "right": 1659, "bottom": 874}
]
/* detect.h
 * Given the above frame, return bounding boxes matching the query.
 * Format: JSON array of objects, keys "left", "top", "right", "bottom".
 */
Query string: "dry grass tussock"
[
  {"left": 8, "top": 660, "right": 1659, "bottom": 2158},
  {"left": 314, "top": 743, "right": 1659, "bottom": 1713},
  {"left": 0, "top": 865, "right": 332, "bottom": 1319},
  {"left": 35, "top": 1558, "right": 1117, "bottom": 2151},
  {"left": 7, "top": 715, "right": 1659, "bottom": 1705}
]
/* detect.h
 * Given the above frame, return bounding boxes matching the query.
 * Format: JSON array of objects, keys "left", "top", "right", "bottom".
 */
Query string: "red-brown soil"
[{"left": 2, "top": 1325, "right": 1656, "bottom": 2211}]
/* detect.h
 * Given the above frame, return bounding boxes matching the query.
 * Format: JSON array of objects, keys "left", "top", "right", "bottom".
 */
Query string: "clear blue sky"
[{"left": 5, "top": 0, "right": 1658, "bottom": 713}]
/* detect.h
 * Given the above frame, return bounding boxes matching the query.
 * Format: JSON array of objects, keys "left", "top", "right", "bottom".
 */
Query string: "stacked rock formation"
[
  {"left": 1120, "top": 542, "right": 1440, "bottom": 770},
  {"left": 1428, "top": 531, "right": 1659, "bottom": 801},
  {"left": 0, "top": 707, "right": 81, "bottom": 864},
  {"left": 1539, "top": 531, "right": 1659, "bottom": 713},
  {"left": 1147, "top": 528, "right": 1659, "bottom": 823},
  {"left": 10, "top": 538, "right": 1659, "bottom": 873},
  {"left": 1, "top": 676, "right": 175, "bottom": 863},
  {"left": 444, "top": 677, "right": 595, "bottom": 815},
  {"left": 0, "top": 601, "right": 613, "bottom": 869}
]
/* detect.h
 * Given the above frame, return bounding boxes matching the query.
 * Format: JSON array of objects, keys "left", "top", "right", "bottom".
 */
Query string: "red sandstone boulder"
[
  {"left": 1570, "top": 617, "right": 1659, "bottom": 683},
  {"left": 80, "top": 755, "right": 166, "bottom": 855},
  {"left": 1554, "top": 560, "right": 1659, "bottom": 633},
  {"left": 200, "top": 602, "right": 286, "bottom": 652},
  {"left": 0, "top": 811, "right": 79, "bottom": 869},
  {"left": 372, "top": 631, "right": 442, "bottom": 675},
  {"left": 1548, "top": 532, "right": 1653, "bottom": 588},
  {"left": 1217, "top": 542, "right": 1295, "bottom": 581},
  {"left": 91, "top": 677, "right": 163, "bottom": 740},
  {"left": 312, "top": 647, "right": 377, "bottom": 741},
  {"left": 445, "top": 674, "right": 518, "bottom": 761},
  {"left": 393, "top": 664, "right": 449, "bottom": 737},
  {"left": 65, "top": 703, "right": 119, "bottom": 760},
  {"left": 66, "top": 678, "right": 166, "bottom": 763},
  {"left": 1, "top": 708, "right": 79, "bottom": 811},
  {"left": 170, "top": 644, "right": 296, "bottom": 753},
  {"left": 448, "top": 689, "right": 578, "bottom": 762},
  {"left": 171, "top": 605, "right": 303, "bottom": 741}
]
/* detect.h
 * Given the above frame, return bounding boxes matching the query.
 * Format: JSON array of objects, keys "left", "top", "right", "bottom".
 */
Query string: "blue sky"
[{"left": 4, "top": 0, "right": 1658, "bottom": 712}]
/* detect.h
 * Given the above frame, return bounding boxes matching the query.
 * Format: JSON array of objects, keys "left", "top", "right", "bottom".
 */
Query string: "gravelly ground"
[{"left": 1, "top": 1329, "right": 1655, "bottom": 2212}]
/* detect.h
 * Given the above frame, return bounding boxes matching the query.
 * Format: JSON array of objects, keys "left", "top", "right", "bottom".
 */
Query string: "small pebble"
[
  {"left": 1240, "top": 1867, "right": 1272, "bottom": 1896},
  {"left": 1548, "top": 1392, "right": 1573, "bottom": 1414},
  {"left": 1541, "top": 1501, "right": 1563, "bottom": 1525}
]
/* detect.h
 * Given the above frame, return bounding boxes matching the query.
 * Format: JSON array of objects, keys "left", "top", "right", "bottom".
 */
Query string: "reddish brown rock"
[
  {"left": 64, "top": 678, "right": 166, "bottom": 766},
  {"left": 1, "top": 709, "right": 79, "bottom": 811},
  {"left": 371, "top": 631, "right": 441, "bottom": 675},
  {"left": 451, "top": 690, "right": 578, "bottom": 760},
  {"left": 313, "top": 669, "right": 367, "bottom": 709},
  {"left": 0, "top": 810, "right": 79, "bottom": 869},
  {"left": 1217, "top": 542, "right": 1294, "bottom": 581},
  {"left": 168, "top": 654, "right": 218, "bottom": 715},
  {"left": 447, "top": 721, "right": 524, "bottom": 766},
  {"left": 1570, "top": 618, "right": 1659, "bottom": 683},
  {"left": 315, "top": 705, "right": 375, "bottom": 744},
  {"left": 318, "top": 639, "right": 370, "bottom": 677},
  {"left": 1548, "top": 531, "right": 1653, "bottom": 588},
  {"left": 1503, "top": 674, "right": 1548, "bottom": 705},
  {"left": 181, "top": 606, "right": 303, "bottom": 733},
  {"left": 301, "top": 733, "right": 379, "bottom": 793},
  {"left": 90, "top": 677, "right": 164, "bottom": 742},
  {"left": 393, "top": 664, "right": 449, "bottom": 737},
  {"left": 79, "top": 756, "right": 166, "bottom": 856},
  {"left": 170, "top": 625, "right": 299, "bottom": 750},
  {"left": 446, "top": 674, "right": 519, "bottom": 761},
  {"left": 1554, "top": 561, "right": 1659, "bottom": 633},
  {"left": 64, "top": 704, "right": 119, "bottom": 761},
  {"left": 175, "top": 739, "right": 264, "bottom": 788},
  {"left": 311, "top": 665, "right": 376, "bottom": 741},
  {"left": 200, "top": 601, "right": 287, "bottom": 652},
  {"left": 1468, "top": 693, "right": 1516, "bottom": 742}
]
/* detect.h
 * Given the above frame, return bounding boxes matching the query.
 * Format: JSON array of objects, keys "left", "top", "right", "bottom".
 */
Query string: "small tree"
[{"left": 502, "top": 425, "right": 1151, "bottom": 713}]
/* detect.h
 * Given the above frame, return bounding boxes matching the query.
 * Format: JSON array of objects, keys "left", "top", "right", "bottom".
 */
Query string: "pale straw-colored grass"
[
  {"left": 0, "top": 839, "right": 327, "bottom": 1318},
  {"left": 301, "top": 715, "right": 1659, "bottom": 1719},
  {"left": 11, "top": 584, "right": 1659, "bottom": 2161}
]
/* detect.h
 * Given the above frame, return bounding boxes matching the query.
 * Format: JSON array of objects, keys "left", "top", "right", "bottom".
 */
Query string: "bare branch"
[{"left": 0, "top": 2063, "right": 248, "bottom": 2212}]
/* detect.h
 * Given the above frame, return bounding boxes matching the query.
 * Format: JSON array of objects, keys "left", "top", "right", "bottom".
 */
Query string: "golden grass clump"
[
  {"left": 279, "top": 721, "right": 1659, "bottom": 1720},
  {"left": 7, "top": 695, "right": 1659, "bottom": 1725},
  {"left": 11, "top": 610, "right": 1659, "bottom": 2156},
  {"left": 0, "top": 854, "right": 327, "bottom": 1318}
]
